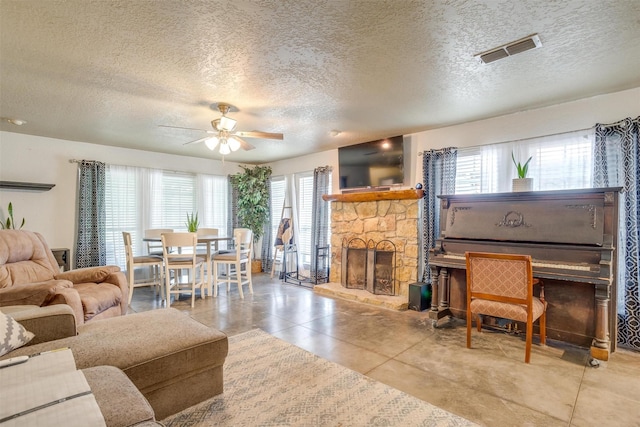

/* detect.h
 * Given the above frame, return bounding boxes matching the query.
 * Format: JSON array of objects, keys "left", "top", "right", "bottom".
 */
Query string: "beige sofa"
[
  {"left": 3, "top": 304, "right": 229, "bottom": 421},
  {"left": 0, "top": 229, "right": 128, "bottom": 324}
]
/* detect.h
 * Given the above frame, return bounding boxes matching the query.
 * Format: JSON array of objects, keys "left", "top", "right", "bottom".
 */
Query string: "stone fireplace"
[{"left": 314, "top": 189, "right": 423, "bottom": 309}]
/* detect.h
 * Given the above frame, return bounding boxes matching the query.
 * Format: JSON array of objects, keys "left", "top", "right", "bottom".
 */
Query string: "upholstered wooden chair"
[
  {"left": 465, "top": 252, "right": 547, "bottom": 363},
  {"left": 144, "top": 228, "right": 174, "bottom": 256},
  {"left": 161, "top": 232, "right": 205, "bottom": 308},
  {"left": 122, "top": 232, "right": 164, "bottom": 304},
  {"left": 212, "top": 228, "right": 253, "bottom": 299}
]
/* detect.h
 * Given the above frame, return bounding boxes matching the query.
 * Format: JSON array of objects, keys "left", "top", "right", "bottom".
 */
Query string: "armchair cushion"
[
  {"left": 0, "top": 309, "right": 35, "bottom": 356},
  {"left": 0, "top": 280, "right": 73, "bottom": 306}
]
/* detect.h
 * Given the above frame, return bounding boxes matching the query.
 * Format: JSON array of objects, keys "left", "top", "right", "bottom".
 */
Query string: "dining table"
[{"left": 142, "top": 233, "right": 233, "bottom": 296}]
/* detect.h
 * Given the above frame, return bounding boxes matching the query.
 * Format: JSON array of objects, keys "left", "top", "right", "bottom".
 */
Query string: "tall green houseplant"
[{"left": 230, "top": 165, "right": 272, "bottom": 249}]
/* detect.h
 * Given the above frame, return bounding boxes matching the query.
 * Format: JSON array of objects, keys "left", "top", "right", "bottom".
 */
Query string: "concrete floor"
[{"left": 129, "top": 274, "right": 640, "bottom": 427}]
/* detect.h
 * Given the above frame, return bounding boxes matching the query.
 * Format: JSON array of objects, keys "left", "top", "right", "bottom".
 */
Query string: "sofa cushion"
[
  {"left": 0, "top": 309, "right": 34, "bottom": 356},
  {"left": 74, "top": 282, "right": 123, "bottom": 321},
  {"left": 83, "top": 365, "right": 158, "bottom": 427}
]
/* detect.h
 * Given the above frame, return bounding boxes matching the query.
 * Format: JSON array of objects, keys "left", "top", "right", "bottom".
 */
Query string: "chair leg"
[
  {"left": 540, "top": 311, "right": 547, "bottom": 345},
  {"left": 213, "top": 261, "right": 219, "bottom": 297},
  {"left": 127, "top": 268, "right": 135, "bottom": 305},
  {"left": 525, "top": 317, "right": 533, "bottom": 364},
  {"left": 466, "top": 311, "right": 472, "bottom": 349},
  {"left": 236, "top": 261, "right": 244, "bottom": 299},
  {"left": 247, "top": 261, "right": 253, "bottom": 295},
  {"left": 476, "top": 314, "right": 482, "bottom": 332}
]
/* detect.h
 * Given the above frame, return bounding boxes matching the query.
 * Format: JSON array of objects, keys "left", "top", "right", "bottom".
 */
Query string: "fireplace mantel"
[{"left": 322, "top": 189, "right": 424, "bottom": 203}]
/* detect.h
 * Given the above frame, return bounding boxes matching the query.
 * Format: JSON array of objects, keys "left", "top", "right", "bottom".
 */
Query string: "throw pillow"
[{"left": 0, "top": 310, "right": 35, "bottom": 357}]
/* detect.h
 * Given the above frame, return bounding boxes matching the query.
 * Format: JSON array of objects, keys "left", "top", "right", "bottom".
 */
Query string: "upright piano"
[{"left": 428, "top": 187, "right": 621, "bottom": 360}]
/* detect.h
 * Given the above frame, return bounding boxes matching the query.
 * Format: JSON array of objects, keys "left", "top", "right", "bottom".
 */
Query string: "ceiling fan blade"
[
  {"left": 159, "top": 124, "right": 215, "bottom": 133},
  {"left": 234, "top": 130, "right": 283, "bottom": 140},
  {"left": 232, "top": 136, "right": 255, "bottom": 151},
  {"left": 183, "top": 136, "right": 210, "bottom": 146}
]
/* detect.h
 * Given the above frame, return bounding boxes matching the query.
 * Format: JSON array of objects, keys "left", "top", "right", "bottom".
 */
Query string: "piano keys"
[{"left": 428, "top": 187, "right": 621, "bottom": 360}]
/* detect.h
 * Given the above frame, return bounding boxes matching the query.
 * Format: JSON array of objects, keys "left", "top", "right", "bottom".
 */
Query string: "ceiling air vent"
[{"left": 474, "top": 34, "right": 542, "bottom": 64}]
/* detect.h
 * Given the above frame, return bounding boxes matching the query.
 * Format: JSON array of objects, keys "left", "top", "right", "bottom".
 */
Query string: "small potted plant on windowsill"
[{"left": 511, "top": 152, "right": 533, "bottom": 192}]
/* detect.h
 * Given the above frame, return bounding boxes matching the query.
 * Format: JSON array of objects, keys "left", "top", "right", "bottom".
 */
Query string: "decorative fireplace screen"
[{"left": 341, "top": 237, "right": 396, "bottom": 295}]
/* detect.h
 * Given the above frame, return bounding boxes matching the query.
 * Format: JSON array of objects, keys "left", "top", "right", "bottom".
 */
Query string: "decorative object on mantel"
[
  {"left": 0, "top": 181, "right": 55, "bottom": 191},
  {"left": 1, "top": 202, "right": 25, "bottom": 229},
  {"left": 511, "top": 152, "right": 533, "bottom": 192}
]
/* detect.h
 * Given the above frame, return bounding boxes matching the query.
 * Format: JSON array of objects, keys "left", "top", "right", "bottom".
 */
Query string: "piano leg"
[
  {"left": 591, "top": 283, "right": 611, "bottom": 361},
  {"left": 428, "top": 266, "right": 451, "bottom": 324}
]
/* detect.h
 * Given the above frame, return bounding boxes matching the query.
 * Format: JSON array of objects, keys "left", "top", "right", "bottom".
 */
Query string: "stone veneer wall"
[{"left": 329, "top": 199, "right": 420, "bottom": 297}]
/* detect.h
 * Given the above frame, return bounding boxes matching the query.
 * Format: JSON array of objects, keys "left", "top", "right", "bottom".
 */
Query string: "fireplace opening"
[
  {"left": 341, "top": 238, "right": 367, "bottom": 289},
  {"left": 367, "top": 240, "right": 396, "bottom": 296},
  {"left": 341, "top": 237, "right": 396, "bottom": 295}
]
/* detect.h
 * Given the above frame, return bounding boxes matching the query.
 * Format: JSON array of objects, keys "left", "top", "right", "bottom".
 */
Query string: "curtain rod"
[{"left": 418, "top": 126, "right": 594, "bottom": 155}]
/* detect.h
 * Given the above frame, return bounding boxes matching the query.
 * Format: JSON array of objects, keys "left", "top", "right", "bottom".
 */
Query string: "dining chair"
[
  {"left": 465, "top": 251, "right": 547, "bottom": 363},
  {"left": 212, "top": 228, "right": 253, "bottom": 298},
  {"left": 144, "top": 228, "right": 174, "bottom": 255},
  {"left": 161, "top": 232, "right": 206, "bottom": 308},
  {"left": 122, "top": 232, "right": 164, "bottom": 305}
]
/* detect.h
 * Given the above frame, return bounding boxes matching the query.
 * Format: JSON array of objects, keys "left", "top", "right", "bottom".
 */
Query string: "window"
[
  {"left": 269, "top": 176, "right": 287, "bottom": 246},
  {"left": 295, "top": 172, "right": 314, "bottom": 269},
  {"left": 105, "top": 165, "right": 228, "bottom": 269},
  {"left": 455, "top": 129, "right": 594, "bottom": 194}
]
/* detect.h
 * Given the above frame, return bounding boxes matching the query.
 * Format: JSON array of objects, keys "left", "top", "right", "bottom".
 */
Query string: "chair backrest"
[
  {"left": 197, "top": 228, "right": 219, "bottom": 237},
  {"left": 0, "top": 230, "right": 59, "bottom": 287},
  {"left": 122, "top": 232, "right": 134, "bottom": 268},
  {"left": 234, "top": 228, "right": 253, "bottom": 259},
  {"left": 161, "top": 232, "right": 199, "bottom": 266},
  {"left": 145, "top": 228, "right": 173, "bottom": 254},
  {"left": 465, "top": 252, "right": 532, "bottom": 305}
]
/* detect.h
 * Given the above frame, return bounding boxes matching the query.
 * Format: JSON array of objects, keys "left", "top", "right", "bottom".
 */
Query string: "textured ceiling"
[{"left": 1, "top": 0, "right": 639, "bottom": 163}]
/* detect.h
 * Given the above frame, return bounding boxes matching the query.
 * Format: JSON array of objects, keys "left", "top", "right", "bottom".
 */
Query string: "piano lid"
[{"left": 437, "top": 188, "right": 621, "bottom": 246}]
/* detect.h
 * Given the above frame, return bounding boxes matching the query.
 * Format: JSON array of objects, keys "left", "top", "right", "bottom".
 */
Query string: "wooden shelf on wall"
[
  {"left": 0, "top": 181, "right": 56, "bottom": 191},
  {"left": 322, "top": 189, "right": 424, "bottom": 203}
]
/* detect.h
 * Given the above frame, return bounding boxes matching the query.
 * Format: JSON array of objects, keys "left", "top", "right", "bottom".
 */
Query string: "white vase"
[{"left": 512, "top": 178, "right": 533, "bottom": 192}]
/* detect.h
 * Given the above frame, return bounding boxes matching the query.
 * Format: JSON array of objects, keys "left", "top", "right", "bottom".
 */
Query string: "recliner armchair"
[{"left": 0, "top": 229, "right": 128, "bottom": 325}]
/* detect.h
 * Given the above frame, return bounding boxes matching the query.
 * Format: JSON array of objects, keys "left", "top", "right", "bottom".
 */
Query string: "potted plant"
[
  {"left": 186, "top": 211, "right": 199, "bottom": 232},
  {"left": 230, "top": 165, "right": 272, "bottom": 272},
  {"left": 511, "top": 152, "right": 533, "bottom": 192},
  {"left": 1, "top": 202, "right": 25, "bottom": 229}
]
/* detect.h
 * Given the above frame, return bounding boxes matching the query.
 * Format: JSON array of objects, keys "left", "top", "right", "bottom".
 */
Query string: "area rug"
[{"left": 162, "top": 329, "right": 477, "bottom": 427}]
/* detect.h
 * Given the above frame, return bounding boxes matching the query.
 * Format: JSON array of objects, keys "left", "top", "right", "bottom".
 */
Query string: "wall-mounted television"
[{"left": 338, "top": 135, "right": 405, "bottom": 191}]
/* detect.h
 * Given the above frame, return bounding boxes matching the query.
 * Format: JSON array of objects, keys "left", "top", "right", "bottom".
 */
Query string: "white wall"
[{"left": 0, "top": 132, "right": 242, "bottom": 254}]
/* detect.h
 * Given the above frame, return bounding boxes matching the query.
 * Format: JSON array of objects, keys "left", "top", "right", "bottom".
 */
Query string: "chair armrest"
[
  {"left": 6, "top": 304, "right": 77, "bottom": 345},
  {"left": 0, "top": 280, "right": 74, "bottom": 307},
  {"left": 55, "top": 265, "right": 121, "bottom": 284}
]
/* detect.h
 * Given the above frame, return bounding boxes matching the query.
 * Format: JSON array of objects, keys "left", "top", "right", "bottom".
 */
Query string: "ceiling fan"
[{"left": 160, "top": 103, "right": 283, "bottom": 155}]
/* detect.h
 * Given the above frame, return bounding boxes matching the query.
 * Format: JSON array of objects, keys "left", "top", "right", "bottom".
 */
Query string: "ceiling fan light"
[
  {"left": 219, "top": 116, "right": 237, "bottom": 132},
  {"left": 204, "top": 136, "right": 220, "bottom": 150},
  {"left": 228, "top": 136, "right": 241, "bottom": 151},
  {"left": 219, "top": 141, "right": 231, "bottom": 155}
]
